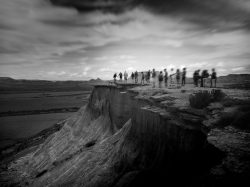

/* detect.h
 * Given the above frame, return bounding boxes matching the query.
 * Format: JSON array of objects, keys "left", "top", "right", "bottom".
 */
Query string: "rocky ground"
[{"left": 0, "top": 84, "right": 249, "bottom": 186}]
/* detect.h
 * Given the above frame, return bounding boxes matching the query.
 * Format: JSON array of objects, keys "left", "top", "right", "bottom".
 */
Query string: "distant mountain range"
[
  {"left": 0, "top": 77, "right": 105, "bottom": 93},
  {"left": 184, "top": 73, "right": 250, "bottom": 82},
  {"left": 183, "top": 74, "right": 250, "bottom": 89},
  {"left": 217, "top": 74, "right": 250, "bottom": 83}
]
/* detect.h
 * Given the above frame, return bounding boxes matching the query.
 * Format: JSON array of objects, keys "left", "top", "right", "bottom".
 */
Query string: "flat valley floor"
[{"left": 0, "top": 91, "right": 91, "bottom": 149}]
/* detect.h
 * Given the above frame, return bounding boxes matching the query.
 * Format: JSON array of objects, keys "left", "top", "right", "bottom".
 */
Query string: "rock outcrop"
[{"left": 1, "top": 85, "right": 249, "bottom": 186}]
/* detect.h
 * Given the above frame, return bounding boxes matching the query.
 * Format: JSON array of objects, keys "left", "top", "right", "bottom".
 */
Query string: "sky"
[{"left": 0, "top": 0, "right": 250, "bottom": 80}]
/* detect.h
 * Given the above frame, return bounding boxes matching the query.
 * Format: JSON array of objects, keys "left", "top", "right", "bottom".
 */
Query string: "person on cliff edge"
[
  {"left": 113, "top": 73, "right": 117, "bottom": 83},
  {"left": 164, "top": 68, "right": 168, "bottom": 88},
  {"left": 135, "top": 71, "right": 138, "bottom": 84},
  {"left": 158, "top": 71, "right": 164, "bottom": 88},
  {"left": 124, "top": 71, "right": 128, "bottom": 83},
  {"left": 181, "top": 68, "right": 186, "bottom": 86},
  {"left": 169, "top": 68, "right": 175, "bottom": 87},
  {"left": 152, "top": 69, "right": 156, "bottom": 88},
  {"left": 201, "top": 69, "right": 209, "bottom": 87},
  {"left": 119, "top": 72, "right": 123, "bottom": 82},
  {"left": 210, "top": 68, "right": 217, "bottom": 88},
  {"left": 147, "top": 70, "right": 151, "bottom": 83},
  {"left": 141, "top": 72, "right": 145, "bottom": 85},
  {"left": 176, "top": 69, "right": 181, "bottom": 88},
  {"left": 131, "top": 72, "right": 135, "bottom": 83},
  {"left": 193, "top": 70, "right": 200, "bottom": 87}
]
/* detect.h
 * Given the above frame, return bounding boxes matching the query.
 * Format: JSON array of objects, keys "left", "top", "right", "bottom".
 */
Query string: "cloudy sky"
[{"left": 0, "top": 0, "right": 250, "bottom": 80}]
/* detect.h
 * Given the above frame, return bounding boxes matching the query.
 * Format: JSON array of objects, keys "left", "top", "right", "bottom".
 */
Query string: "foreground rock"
[{"left": 1, "top": 85, "right": 250, "bottom": 186}]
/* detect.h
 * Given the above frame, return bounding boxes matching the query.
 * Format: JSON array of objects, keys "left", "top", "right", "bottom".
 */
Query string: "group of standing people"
[
  {"left": 113, "top": 68, "right": 217, "bottom": 88},
  {"left": 131, "top": 70, "right": 151, "bottom": 85},
  {"left": 113, "top": 68, "right": 187, "bottom": 88},
  {"left": 113, "top": 71, "right": 128, "bottom": 83},
  {"left": 166, "top": 68, "right": 187, "bottom": 88},
  {"left": 193, "top": 68, "right": 217, "bottom": 88},
  {"left": 148, "top": 68, "right": 186, "bottom": 88}
]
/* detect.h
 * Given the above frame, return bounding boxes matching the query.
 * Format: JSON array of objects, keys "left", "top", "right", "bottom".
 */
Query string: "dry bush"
[{"left": 189, "top": 89, "right": 226, "bottom": 109}]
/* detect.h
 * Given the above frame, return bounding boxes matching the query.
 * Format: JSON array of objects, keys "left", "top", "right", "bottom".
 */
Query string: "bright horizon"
[
  {"left": 1, "top": 0, "right": 250, "bottom": 80},
  {"left": 1, "top": 72, "right": 249, "bottom": 82}
]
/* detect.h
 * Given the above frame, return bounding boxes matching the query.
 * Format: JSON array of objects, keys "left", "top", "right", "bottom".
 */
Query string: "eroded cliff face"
[{"left": 0, "top": 86, "right": 224, "bottom": 186}]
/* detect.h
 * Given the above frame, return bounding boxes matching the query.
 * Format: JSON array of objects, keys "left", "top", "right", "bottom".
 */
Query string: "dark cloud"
[
  {"left": 49, "top": 0, "right": 137, "bottom": 12},
  {"left": 59, "top": 48, "right": 86, "bottom": 58},
  {"left": 57, "top": 41, "right": 87, "bottom": 47},
  {"left": 147, "top": 0, "right": 250, "bottom": 29},
  {"left": 0, "top": 46, "right": 21, "bottom": 54},
  {"left": 0, "top": 22, "right": 15, "bottom": 31},
  {"left": 40, "top": 16, "right": 132, "bottom": 28},
  {"left": 49, "top": 0, "right": 250, "bottom": 30}
]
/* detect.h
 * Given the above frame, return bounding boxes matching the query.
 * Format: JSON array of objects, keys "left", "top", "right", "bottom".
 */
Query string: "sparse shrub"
[
  {"left": 189, "top": 91, "right": 212, "bottom": 109},
  {"left": 189, "top": 89, "right": 226, "bottom": 109},
  {"left": 211, "top": 89, "right": 226, "bottom": 101},
  {"left": 239, "top": 105, "right": 250, "bottom": 112},
  {"left": 215, "top": 112, "right": 237, "bottom": 128},
  {"left": 222, "top": 98, "right": 250, "bottom": 107},
  {"left": 215, "top": 110, "right": 250, "bottom": 131},
  {"left": 231, "top": 112, "right": 250, "bottom": 131}
]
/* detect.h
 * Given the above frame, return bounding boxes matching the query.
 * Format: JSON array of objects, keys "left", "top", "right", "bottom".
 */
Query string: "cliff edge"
[{"left": 1, "top": 85, "right": 250, "bottom": 186}]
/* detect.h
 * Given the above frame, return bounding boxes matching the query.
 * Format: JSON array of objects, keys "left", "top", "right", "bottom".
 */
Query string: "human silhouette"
[
  {"left": 119, "top": 72, "right": 123, "bottom": 81},
  {"left": 193, "top": 70, "right": 200, "bottom": 87},
  {"left": 181, "top": 68, "right": 186, "bottom": 86},
  {"left": 176, "top": 69, "right": 181, "bottom": 88},
  {"left": 158, "top": 71, "right": 164, "bottom": 88},
  {"left": 131, "top": 72, "right": 135, "bottom": 83},
  {"left": 124, "top": 71, "right": 128, "bottom": 83},
  {"left": 113, "top": 73, "right": 117, "bottom": 83},
  {"left": 152, "top": 69, "right": 156, "bottom": 88},
  {"left": 169, "top": 68, "right": 175, "bottom": 87},
  {"left": 147, "top": 70, "right": 151, "bottom": 83},
  {"left": 141, "top": 72, "right": 145, "bottom": 85},
  {"left": 210, "top": 68, "right": 217, "bottom": 88},
  {"left": 201, "top": 70, "right": 209, "bottom": 87},
  {"left": 135, "top": 71, "right": 138, "bottom": 83},
  {"left": 164, "top": 68, "right": 168, "bottom": 87}
]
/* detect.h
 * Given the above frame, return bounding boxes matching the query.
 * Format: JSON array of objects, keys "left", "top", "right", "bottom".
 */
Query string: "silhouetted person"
[
  {"left": 193, "top": 70, "right": 197, "bottom": 87},
  {"left": 169, "top": 68, "right": 174, "bottom": 87},
  {"left": 176, "top": 69, "right": 181, "bottom": 88},
  {"left": 147, "top": 70, "right": 151, "bottom": 83},
  {"left": 211, "top": 68, "right": 217, "bottom": 88},
  {"left": 193, "top": 70, "right": 200, "bottom": 87},
  {"left": 113, "top": 73, "right": 117, "bottom": 83},
  {"left": 135, "top": 71, "right": 138, "bottom": 83},
  {"left": 141, "top": 72, "right": 145, "bottom": 85},
  {"left": 152, "top": 69, "right": 156, "bottom": 88},
  {"left": 201, "top": 70, "right": 209, "bottom": 87},
  {"left": 164, "top": 68, "right": 168, "bottom": 87},
  {"left": 131, "top": 72, "right": 135, "bottom": 83},
  {"left": 119, "top": 72, "right": 123, "bottom": 81},
  {"left": 182, "top": 68, "right": 186, "bottom": 86},
  {"left": 124, "top": 71, "right": 128, "bottom": 83},
  {"left": 158, "top": 71, "right": 164, "bottom": 88}
]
